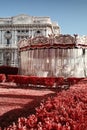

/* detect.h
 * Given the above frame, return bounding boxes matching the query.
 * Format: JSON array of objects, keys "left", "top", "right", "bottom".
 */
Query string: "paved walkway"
[{"left": 0, "top": 83, "right": 55, "bottom": 128}]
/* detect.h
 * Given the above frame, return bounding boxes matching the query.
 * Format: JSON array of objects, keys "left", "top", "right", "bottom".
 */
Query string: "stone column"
[
  {"left": 45, "top": 27, "right": 48, "bottom": 37},
  {"left": 29, "top": 29, "right": 32, "bottom": 37},
  {"left": 14, "top": 49, "right": 18, "bottom": 67},
  {"left": 14, "top": 29, "right": 17, "bottom": 45},
  {"left": 0, "top": 30, "right": 2, "bottom": 44},
  {"left": 2, "top": 30, "right": 5, "bottom": 46},
  {"left": 11, "top": 30, "right": 15, "bottom": 45}
]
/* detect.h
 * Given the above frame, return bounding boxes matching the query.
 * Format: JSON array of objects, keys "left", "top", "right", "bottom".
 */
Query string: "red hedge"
[
  {"left": 0, "top": 74, "right": 6, "bottom": 82},
  {"left": 7, "top": 75, "right": 65, "bottom": 88},
  {"left": 7, "top": 75, "right": 86, "bottom": 88},
  {"left": 67, "top": 77, "right": 84, "bottom": 85}
]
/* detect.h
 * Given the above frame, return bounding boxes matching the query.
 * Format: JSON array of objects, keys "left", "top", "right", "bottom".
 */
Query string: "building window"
[
  {"left": 37, "top": 30, "right": 40, "bottom": 34},
  {"left": 26, "top": 30, "right": 29, "bottom": 33},
  {"left": 17, "top": 30, "right": 20, "bottom": 33},
  {"left": 4, "top": 31, "right": 12, "bottom": 44},
  {"left": 34, "top": 30, "right": 42, "bottom": 37},
  {"left": 22, "top": 30, "right": 24, "bottom": 33}
]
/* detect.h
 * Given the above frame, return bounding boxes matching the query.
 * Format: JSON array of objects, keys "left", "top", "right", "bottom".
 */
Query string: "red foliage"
[
  {"left": 7, "top": 75, "right": 65, "bottom": 88},
  {"left": 67, "top": 77, "right": 84, "bottom": 85},
  {"left": 0, "top": 74, "right": 6, "bottom": 82},
  {"left": 55, "top": 77, "right": 65, "bottom": 86},
  {"left": 7, "top": 75, "right": 29, "bottom": 86},
  {"left": 2, "top": 82, "right": 87, "bottom": 130},
  {"left": 44, "top": 77, "right": 55, "bottom": 88}
]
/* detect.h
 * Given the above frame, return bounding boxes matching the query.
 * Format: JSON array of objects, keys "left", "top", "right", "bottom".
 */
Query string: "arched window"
[
  {"left": 4, "top": 31, "right": 12, "bottom": 45},
  {"left": 34, "top": 30, "right": 42, "bottom": 37}
]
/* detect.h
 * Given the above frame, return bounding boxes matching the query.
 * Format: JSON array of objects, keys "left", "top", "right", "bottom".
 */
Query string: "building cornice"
[{"left": 0, "top": 23, "right": 53, "bottom": 28}]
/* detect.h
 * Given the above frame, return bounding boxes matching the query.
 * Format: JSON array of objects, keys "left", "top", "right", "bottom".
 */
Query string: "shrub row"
[
  {"left": 0, "top": 74, "right": 6, "bottom": 82},
  {"left": 7, "top": 75, "right": 84, "bottom": 88},
  {"left": 7, "top": 75, "right": 64, "bottom": 88},
  {"left": 0, "top": 73, "right": 85, "bottom": 88},
  {"left": 3, "top": 82, "right": 87, "bottom": 130}
]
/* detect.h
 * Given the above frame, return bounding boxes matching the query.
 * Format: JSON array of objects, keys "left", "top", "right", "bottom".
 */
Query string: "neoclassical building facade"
[{"left": 0, "top": 14, "right": 60, "bottom": 67}]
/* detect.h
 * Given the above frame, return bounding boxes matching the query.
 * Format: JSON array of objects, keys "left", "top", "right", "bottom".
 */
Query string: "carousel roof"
[{"left": 18, "top": 34, "right": 87, "bottom": 50}]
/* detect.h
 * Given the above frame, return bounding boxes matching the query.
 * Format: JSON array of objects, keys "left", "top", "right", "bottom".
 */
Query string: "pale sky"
[{"left": 0, "top": 0, "right": 87, "bottom": 35}]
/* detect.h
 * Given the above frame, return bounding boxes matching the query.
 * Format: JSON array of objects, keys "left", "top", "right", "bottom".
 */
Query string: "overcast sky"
[{"left": 0, "top": 0, "right": 87, "bottom": 35}]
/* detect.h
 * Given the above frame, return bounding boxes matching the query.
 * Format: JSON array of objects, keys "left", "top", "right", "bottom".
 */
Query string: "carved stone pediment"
[{"left": 12, "top": 14, "right": 33, "bottom": 24}]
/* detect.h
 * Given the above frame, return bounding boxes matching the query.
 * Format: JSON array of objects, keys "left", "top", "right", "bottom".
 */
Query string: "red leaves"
[
  {"left": 44, "top": 77, "right": 55, "bottom": 88},
  {"left": 7, "top": 75, "right": 65, "bottom": 88},
  {"left": 55, "top": 77, "right": 64, "bottom": 86},
  {"left": 35, "top": 84, "right": 87, "bottom": 130},
  {"left": 0, "top": 74, "right": 6, "bottom": 82},
  {"left": 27, "top": 114, "right": 37, "bottom": 128},
  {"left": 1, "top": 78, "right": 87, "bottom": 129},
  {"left": 67, "top": 77, "right": 84, "bottom": 85}
]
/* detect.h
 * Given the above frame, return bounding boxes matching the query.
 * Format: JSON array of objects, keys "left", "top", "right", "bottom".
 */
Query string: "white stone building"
[{"left": 0, "top": 14, "right": 60, "bottom": 67}]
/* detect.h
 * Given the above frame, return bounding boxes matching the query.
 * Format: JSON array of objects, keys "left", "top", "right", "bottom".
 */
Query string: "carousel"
[{"left": 18, "top": 34, "right": 87, "bottom": 78}]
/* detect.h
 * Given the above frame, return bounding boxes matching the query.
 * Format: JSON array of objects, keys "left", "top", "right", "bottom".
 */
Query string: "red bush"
[
  {"left": 8, "top": 75, "right": 30, "bottom": 86},
  {"left": 55, "top": 77, "right": 65, "bottom": 86},
  {"left": 7, "top": 75, "right": 56, "bottom": 87},
  {"left": 7, "top": 75, "right": 86, "bottom": 88},
  {"left": 3, "top": 82, "right": 87, "bottom": 130},
  {"left": 67, "top": 77, "right": 84, "bottom": 85},
  {"left": 0, "top": 74, "right": 6, "bottom": 82},
  {"left": 44, "top": 77, "right": 55, "bottom": 88}
]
